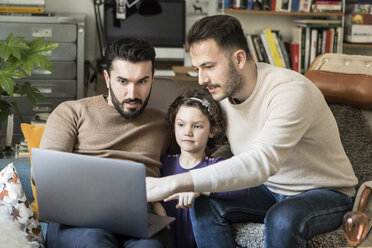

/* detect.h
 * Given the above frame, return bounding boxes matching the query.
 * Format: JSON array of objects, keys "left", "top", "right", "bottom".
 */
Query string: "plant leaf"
[
  {"left": 28, "top": 54, "right": 55, "bottom": 73},
  {"left": 0, "top": 74, "right": 17, "bottom": 95},
  {"left": 27, "top": 38, "right": 59, "bottom": 54},
  {"left": 18, "top": 82, "right": 49, "bottom": 106}
]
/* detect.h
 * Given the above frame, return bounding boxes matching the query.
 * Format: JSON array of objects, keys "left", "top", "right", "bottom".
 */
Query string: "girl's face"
[{"left": 174, "top": 106, "right": 215, "bottom": 154}]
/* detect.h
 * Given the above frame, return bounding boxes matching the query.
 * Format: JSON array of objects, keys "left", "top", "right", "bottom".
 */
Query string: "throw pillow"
[
  {"left": 20, "top": 123, "right": 45, "bottom": 220},
  {"left": 0, "top": 163, "right": 44, "bottom": 248}
]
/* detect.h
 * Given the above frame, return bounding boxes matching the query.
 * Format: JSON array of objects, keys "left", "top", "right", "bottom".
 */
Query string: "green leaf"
[
  {"left": 28, "top": 54, "right": 55, "bottom": 73},
  {"left": 0, "top": 75, "right": 16, "bottom": 95},
  {"left": 6, "top": 35, "right": 29, "bottom": 60},
  {"left": 18, "top": 82, "right": 49, "bottom": 106},
  {"left": 27, "top": 38, "right": 58, "bottom": 54}
]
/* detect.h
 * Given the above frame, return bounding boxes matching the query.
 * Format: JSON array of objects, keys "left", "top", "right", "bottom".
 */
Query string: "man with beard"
[
  {"left": 146, "top": 15, "right": 357, "bottom": 248},
  {"left": 39, "top": 38, "right": 171, "bottom": 248}
]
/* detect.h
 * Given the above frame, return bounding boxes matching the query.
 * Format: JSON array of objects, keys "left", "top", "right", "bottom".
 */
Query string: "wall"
[
  {"left": 44, "top": 0, "right": 372, "bottom": 66},
  {"left": 45, "top": 0, "right": 100, "bottom": 64}
]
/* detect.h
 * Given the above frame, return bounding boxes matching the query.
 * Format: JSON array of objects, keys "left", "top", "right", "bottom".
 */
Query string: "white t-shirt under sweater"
[{"left": 190, "top": 63, "right": 357, "bottom": 197}]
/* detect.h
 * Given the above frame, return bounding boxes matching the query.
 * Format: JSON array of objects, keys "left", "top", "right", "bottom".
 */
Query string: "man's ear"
[
  {"left": 233, "top": 49, "right": 247, "bottom": 70},
  {"left": 103, "top": 69, "right": 110, "bottom": 89}
]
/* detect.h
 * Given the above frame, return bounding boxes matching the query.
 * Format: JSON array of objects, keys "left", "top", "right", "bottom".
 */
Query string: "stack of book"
[
  {"left": 290, "top": 19, "right": 342, "bottom": 73},
  {"left": 0, "top": 0, "right": 45, "bottom": 14},
  {"left": 345, "top": 13, "right": 372, "bottom": 43},
  {"left": 15, "top": 139, "right": 30, "bottom": 158},
  {"left": 246, "top": 29, "right": 291, "bottom": 69}
]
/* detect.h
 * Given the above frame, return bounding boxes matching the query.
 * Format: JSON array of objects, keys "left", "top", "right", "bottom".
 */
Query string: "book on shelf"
[
  {"left": 291, "top": 0, "right": 300, "bottom": 12},
  {"left": 273, "top": 32, "right": 291, "bottom": 68},
  {"left": 0, "top": 0, "right": 44, "bottom": 5},
  {"left": 15, "top": 140, "right": 30, "bottom": 158},
  {"left": 309, "top": 29, "right": 318, "bottom": 67},
  {"left": 246, "top": 35, "right": 259, "bottom": 63},
  {"left": 251, "top": 34, "right": 270, "bottom": 63},
  {"left": 0, "top": 5, "right": 43, "bottom": 13},
  {"left": 263, "top": 28, "right": 285, "bottom": 67},
  {"left": 294, "top": 19, "right": 342, "bottom": 71},
  {"left": 260, "top": 33, "right": 275, "bottom": 65},
  {"left": 290, "top": 27, "right": 302, "bottom": 73},
  {"left": 299, "top": 0, "right": 312, "bottom": 12},
  {"left": 345, "top": 34, "right": 372, "bottom": 43},
  {"left": 312, "top": 0, "right": 342, "bottom": 12},
  {"left": 346, "top": 24, "right": 372, "bottom": 36}
]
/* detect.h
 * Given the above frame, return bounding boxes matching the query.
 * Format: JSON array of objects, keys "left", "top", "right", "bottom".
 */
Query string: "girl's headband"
[{"left": 188, "top": 97, "right": 211, "bottom": 114}]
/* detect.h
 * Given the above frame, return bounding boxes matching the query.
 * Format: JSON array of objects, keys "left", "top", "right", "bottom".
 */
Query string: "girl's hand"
[{"left": 164, "top": 192, "right": 201, "bottom": 210}]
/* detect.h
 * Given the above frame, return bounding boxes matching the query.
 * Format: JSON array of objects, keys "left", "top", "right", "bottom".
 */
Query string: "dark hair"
[
  {"left": 187, "top": 15, "right": 249, "bottom": 57},
  {"left": 167, "top": 89, "right": 226, "bottom": 149},
  {"left": 105, "top": 38, "right": 156, "bottom": 75}
]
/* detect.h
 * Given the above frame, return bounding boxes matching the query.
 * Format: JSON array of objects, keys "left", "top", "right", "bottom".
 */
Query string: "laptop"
[{"left": 31, "top": 148, "right": 174, "bottom": 238}]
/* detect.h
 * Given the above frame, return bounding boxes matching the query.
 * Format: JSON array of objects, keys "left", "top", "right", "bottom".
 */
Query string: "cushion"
[
  {"left": 0, "top": 163, "right": 44, "bottom": 247},
  {"left": 305, "top": 53, "right": 372, "bottom": 109},
  {"left": 20, "top": 123, "right": 45, "bottom": 219}
]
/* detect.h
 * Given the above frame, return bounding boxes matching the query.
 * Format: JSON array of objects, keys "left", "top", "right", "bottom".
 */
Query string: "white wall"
[{"left": 45, "top": 0, "right": 100, "bottom": 64}]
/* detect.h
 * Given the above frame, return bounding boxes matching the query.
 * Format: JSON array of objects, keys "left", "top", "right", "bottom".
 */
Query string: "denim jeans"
[
  {"left": 46, "top": 222, "right": 171, "bottom": 248},
  {"left": 190, "top": 185, "right": 354, "bottom": 248}
]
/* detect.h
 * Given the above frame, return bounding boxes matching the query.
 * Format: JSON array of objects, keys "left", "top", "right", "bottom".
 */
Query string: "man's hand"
[
  {"left": 164, "top": 192, "right": 200, "bottom": 210},
  {"left": 146, "top": 173, "right": 194, "bottom": 202}
]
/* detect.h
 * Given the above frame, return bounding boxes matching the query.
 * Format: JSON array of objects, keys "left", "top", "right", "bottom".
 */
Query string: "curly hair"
[{"left": 167, "top": 89, "right": 226, "bottom": 149}]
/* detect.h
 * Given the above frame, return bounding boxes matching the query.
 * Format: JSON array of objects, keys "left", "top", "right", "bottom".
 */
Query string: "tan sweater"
[
  {"left": 191, "top": 63, "right": 358, "bottom": 197},
  {"left": 40, "top": 95, "right": 170, "bottom": 177}
]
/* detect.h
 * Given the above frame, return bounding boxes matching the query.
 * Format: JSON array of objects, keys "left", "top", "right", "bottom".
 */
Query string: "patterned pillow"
[{"left": 0, "top": 163, "right": 44, "bottom": 248}]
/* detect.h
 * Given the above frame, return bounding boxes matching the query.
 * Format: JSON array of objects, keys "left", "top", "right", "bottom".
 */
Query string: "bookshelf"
[
  {"left": 222, "top": 0, "right": 346, "bottom": 73},
  {"left": 343, "top": 43, "right": 372, "bottom": 49},
  {"left": 224, "top": 9, "right": 344, "bottom": 17}
]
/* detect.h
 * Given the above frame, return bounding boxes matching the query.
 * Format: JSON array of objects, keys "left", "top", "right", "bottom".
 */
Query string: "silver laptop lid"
[{"left": 32, "top": 148, "right": 150, "bottom": 238}]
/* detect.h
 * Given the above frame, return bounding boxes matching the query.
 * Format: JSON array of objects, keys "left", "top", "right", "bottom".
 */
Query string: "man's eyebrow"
[
  {"left": 115, "top": 76, "right": 150, "bottom": 82},
  {"left": 198, "top": 62, "right": 215, "bottom": 68},
  {"left": 116, "top": 76, "right": 128, "bottom": 81},
  {"left": 137, "top": 76, "right": 150, "bottom": 82}
]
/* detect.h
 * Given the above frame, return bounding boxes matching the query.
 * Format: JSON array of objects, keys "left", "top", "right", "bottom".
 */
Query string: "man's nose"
[
  {"left": 198, "top": 70, "right": 209, "bottom": 86},
  {"left": 127, "top": 83, "right": 136, "bottom": 99}
]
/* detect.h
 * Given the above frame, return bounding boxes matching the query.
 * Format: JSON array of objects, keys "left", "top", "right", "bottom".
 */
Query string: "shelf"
[
  {"left": 224, "top": 9, "right": 344, "bottom": 17},
  {"left": 343, "top": 42, "right": 372, "bottom": 49}
]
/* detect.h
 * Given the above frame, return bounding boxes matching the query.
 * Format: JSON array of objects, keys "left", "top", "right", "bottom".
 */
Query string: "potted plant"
[
  {"left": 0, "top": 33, "right": 58, "bottom": 154},
  {"left": 0, "top": 33, "right": 58, "bottom": 123}
]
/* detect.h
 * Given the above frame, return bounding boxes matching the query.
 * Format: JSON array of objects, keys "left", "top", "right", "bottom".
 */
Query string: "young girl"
[{"left": 161, "top": 89, "right": 250, "bottom": 248}]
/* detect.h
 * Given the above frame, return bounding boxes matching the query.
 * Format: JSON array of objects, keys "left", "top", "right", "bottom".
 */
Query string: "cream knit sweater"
[{"left": 191, "top": 63, "right": 357, "bottom": 197}]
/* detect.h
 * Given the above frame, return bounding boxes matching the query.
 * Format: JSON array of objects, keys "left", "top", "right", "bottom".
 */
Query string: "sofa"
[{"left": 1, "top": 54, "right": 371, "bottom": 247}]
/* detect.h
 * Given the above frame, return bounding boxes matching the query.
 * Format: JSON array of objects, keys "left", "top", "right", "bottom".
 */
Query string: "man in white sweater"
[{"left": 146, "top": 15, "right": 357, "bottom": 247}]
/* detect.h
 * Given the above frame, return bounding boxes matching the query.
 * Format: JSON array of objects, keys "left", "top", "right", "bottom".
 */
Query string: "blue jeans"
[
  {"left": 46, "top": 222, "right": 171, "bottom": 248},
  {"left": 190, "top": 185, "right": 354, "bottom": 248}
]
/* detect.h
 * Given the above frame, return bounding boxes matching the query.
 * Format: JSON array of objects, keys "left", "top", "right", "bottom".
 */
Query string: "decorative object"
[{"left": 0, "top": 163, "right": 44, "bottom": 247}]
